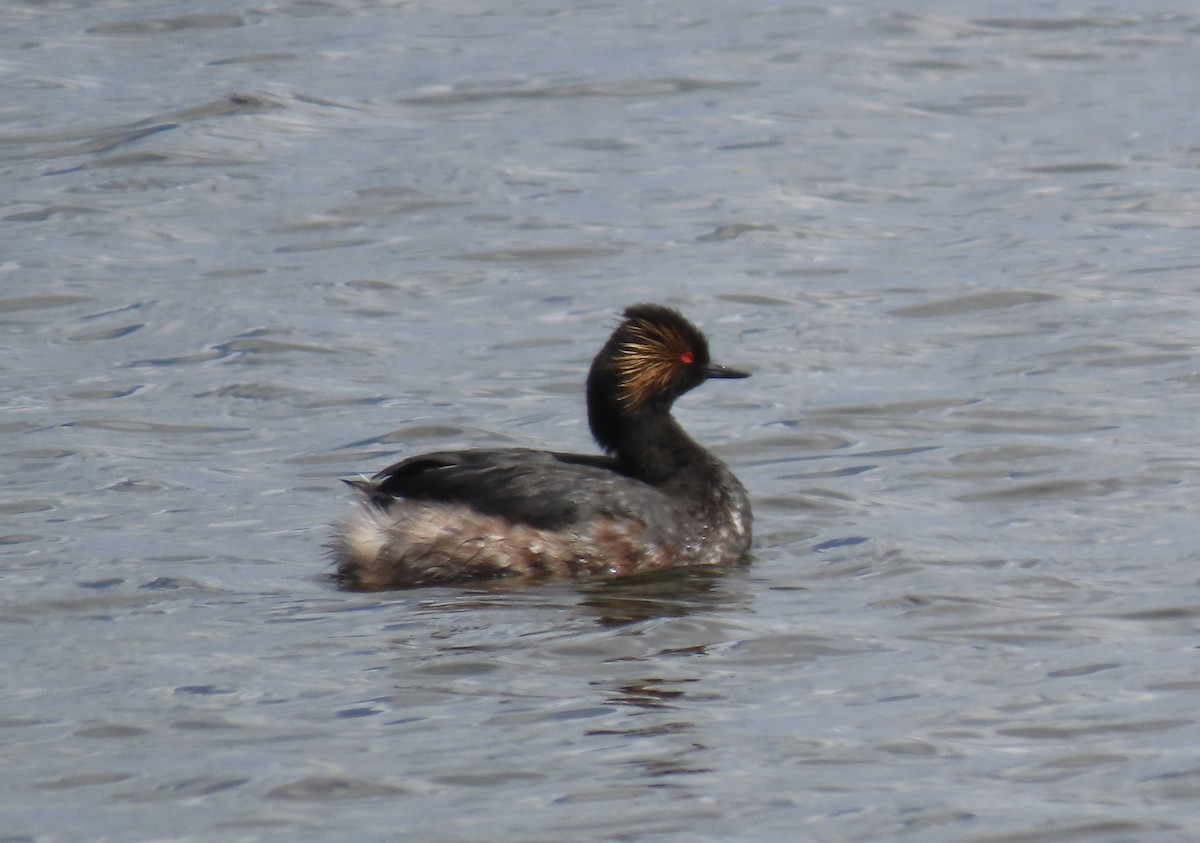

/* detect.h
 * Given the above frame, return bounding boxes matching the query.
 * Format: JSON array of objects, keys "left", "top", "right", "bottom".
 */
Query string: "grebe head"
[{"left": 587, "top": 304, "right": 748, "bottom": 454}]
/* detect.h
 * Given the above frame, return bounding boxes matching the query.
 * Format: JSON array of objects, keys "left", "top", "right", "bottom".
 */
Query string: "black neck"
[{"left": 591, "top": 397, "right": 710, "bottom": 485}]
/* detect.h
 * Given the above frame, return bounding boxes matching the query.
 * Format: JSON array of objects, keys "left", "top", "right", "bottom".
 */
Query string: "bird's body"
[{"left": 332, "top": 304, "right": 751, "bottom": 589}]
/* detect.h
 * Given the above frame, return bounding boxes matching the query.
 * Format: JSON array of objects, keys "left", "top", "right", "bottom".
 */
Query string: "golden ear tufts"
[{"left": 613, "top": 317, "right": 695, "bottom": 411}]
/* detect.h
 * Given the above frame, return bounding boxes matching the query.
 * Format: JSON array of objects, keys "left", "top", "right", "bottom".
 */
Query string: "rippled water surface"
[{"left": 3, "top": 1, "right": 1199, "bottom": 841}]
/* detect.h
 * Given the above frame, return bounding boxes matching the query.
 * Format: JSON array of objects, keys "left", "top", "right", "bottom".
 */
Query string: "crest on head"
[
  {"left": 611, "top": 304, "right": 710, "bottom": 412},
  {"left": 587, "top": 302, "right": 747, "bottom": 455}
]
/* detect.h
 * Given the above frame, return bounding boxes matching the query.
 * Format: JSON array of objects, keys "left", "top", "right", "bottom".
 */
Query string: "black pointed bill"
[{"left": 705, "top": 363, "right": 750, "bottom": 379}]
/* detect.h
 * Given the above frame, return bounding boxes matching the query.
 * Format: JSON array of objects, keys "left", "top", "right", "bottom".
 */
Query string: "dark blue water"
[{"left": 3, "top": 2, "right": 1198, "bottom": 841}]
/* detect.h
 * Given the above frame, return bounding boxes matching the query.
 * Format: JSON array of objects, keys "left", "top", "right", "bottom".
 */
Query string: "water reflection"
[{"left": 577, "top": 567, "right": 752, "bottom": 628}]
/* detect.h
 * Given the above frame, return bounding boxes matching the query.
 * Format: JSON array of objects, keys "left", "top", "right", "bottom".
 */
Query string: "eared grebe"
[{"left": 332, "top": 303, "right": 752, "bottom": 590}]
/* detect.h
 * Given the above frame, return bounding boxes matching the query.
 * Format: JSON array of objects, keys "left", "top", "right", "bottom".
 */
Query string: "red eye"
[{"left": 680, "top": 351, "right": 695, "bottom": 365}]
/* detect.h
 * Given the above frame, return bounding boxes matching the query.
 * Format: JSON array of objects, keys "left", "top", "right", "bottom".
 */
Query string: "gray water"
[{"left": 3, "top": 1, "right": 1199, "bottom": 841}]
